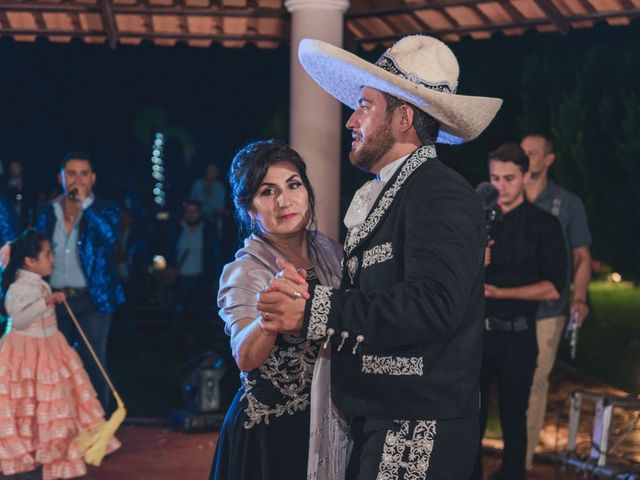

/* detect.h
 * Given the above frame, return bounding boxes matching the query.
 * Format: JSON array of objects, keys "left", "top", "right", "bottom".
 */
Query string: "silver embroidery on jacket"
[
  {"left": 362, "top": 243, "right": 393, "bottom": 269},
  {"left": 377, "top": 420, "right": 436, "bottom": 480},
  {"left": 307, "top": 285, "right": 332, "bottom": 340},
  {"left": 241, "top": 336, "right": 319, "bottom": 429},
  {"left": 361, "top": 355, "right": 424, "bottom": 376},
  {"left": 345, "top": 145, "right": 435, "bottom": 256}
]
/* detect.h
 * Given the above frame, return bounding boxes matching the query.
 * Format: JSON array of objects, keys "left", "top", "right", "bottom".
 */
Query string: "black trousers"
[
  {"left": 170, "top": 274, "right": 212, "bottom": 351},
  {"left": 347, "top": 415, "right": 478, "bottom": 480},
  {"left": 469, "top": 326, "right": 538, "bottom": 480},
  {"left": 55, "top": 291, "right": 112, "bottom": 411}
]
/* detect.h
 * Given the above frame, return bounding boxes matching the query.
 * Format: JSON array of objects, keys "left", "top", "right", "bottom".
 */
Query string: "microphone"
[
  {"left": 476, "top": 182, "right": 498, "bottom": 211},
  {"left": 67, "top": 188, "right": 79, "bottom": 201},
  {"left": 475, "top": 182, "right": 501, "bottom": 240}
]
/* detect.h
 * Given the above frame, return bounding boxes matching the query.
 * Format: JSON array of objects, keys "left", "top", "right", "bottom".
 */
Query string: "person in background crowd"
[
  {"left": 521, "top": 133, "right": 593, "bottom": 470},
  {"left": 0, "top": 195, "right": 19, "bottom": 248},
  {"left": 190, "top": 164, "right": 227, "bottom": 224},
  {"left": 166, "top": 199, "right": 219, "bottom": 352},
  {"left": 470, "top": 142, "right": 567, "bottom": 480},
  {"left": 36, "top": 151, "right": 124, "bottom": 410},
  {"left": 3, "top": 159, "right": 36, "bottom": 227},
  {"left": 113, "top": 208, "right": 148, "bottom": 351}
]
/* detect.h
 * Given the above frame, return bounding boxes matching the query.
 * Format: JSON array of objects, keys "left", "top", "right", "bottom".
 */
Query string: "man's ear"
[
  {"left": 397, "top": 105, "right": 415, "bottom": 133},
  {"left": 57, "top": 171, "right": 63, "bottom": 187},
  {"left": 545, "top": 152, "right": 556, "bottom": 169}
]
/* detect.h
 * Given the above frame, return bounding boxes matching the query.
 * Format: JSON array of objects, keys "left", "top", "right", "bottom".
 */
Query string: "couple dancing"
[{"left": 211, "top": 35, "right": 502, "bottom": 480}]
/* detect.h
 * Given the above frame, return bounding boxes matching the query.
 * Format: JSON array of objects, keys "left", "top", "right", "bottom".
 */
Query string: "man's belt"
[
  {"left": 485, "top": 315, "right": 530, "bottom": 332},
  {"left": 55, "top": 287, "right": 88, "bottom": 297}
]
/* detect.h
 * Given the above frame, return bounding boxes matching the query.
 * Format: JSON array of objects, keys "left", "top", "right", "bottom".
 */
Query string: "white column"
[{"left": 285, "top": 0, "right": 350, "bottom": 241}]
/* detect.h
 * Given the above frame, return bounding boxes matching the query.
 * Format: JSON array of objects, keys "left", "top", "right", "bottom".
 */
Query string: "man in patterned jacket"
[
  {"left": 258, "top": 36, "right": 502, "bottom": 479},
  {"left": 36, "top": 152, "right": 124, "bottom": 410}
]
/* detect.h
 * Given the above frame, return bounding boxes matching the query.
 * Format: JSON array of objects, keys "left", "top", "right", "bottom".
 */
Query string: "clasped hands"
[{"left": 257, "top": 258, "right": 309, "bottom": 334}]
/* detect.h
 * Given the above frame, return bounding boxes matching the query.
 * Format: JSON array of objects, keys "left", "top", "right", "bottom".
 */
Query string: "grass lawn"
[{"left": 566, "top": 281, "right": 640, "bottom": 395}]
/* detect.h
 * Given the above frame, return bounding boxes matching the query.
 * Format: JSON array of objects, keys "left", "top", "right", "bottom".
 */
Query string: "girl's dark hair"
[
  {"left": 229, "top": 139, "right": 317, "bottom": 239},
  {"left": 0, "top": 229, "right": 48, "bottom": 316}
]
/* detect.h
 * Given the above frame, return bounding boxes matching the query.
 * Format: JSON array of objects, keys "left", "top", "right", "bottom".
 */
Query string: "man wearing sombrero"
[{"left": 259, "top": 35, "right": 502, "bottom": 479}]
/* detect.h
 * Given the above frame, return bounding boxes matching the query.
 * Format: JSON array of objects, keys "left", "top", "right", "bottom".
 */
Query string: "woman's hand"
[{"left": 266, "top": 276, "right": 310, "bottom": 300}]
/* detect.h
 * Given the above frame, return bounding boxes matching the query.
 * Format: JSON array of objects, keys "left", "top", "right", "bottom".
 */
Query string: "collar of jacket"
[{"left": 343, "top": 144, "right": 437, "bottom": 256}]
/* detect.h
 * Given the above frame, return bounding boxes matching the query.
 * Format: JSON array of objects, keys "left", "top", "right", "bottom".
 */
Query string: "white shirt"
[
  {"left": 5, "top": 269, "right": 55, "bottom": 331},
  {"left": 343, "top": 155, "right": 409, "bottom": 229}
]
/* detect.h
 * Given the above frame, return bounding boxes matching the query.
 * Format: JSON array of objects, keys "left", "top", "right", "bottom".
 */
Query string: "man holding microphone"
[
  {"left": 36, "top": 152, "right": 124, "bottom": 410},
  {"left": 470, "top": 142, "right": 567, "bottom": 480}
]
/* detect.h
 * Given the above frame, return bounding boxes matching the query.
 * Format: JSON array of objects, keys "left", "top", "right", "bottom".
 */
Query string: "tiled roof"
[{"left": 0, "top": 0, "right": 638, "bottom": 49}]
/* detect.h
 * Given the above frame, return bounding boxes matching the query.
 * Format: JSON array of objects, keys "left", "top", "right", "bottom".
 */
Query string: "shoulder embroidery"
[
  {"left": 362, "top": 355, "right": 423, "bottom": 376},
  {"left": 345, "top": 145, "right": 435, "bottom": 256},
  {"left": 377, "top": 420, "right": 436, "bottom": 480},
  {"left": 362, "top": 243, "right": 393, "bottom": 269}
]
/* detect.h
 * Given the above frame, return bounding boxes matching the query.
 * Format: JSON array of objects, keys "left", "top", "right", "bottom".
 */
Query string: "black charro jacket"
[{"left": 303, "top": 145, "right": 486, "bottom": 421}]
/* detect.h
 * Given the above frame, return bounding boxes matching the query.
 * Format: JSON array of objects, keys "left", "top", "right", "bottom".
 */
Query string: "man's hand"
[
  {"left": 258, "top": 258, "right": 308, "bottom": 334},
  {"left": 258, "top": 289, "right": 306, "bottom": 333},
  {"left": 484, "top": 284, "right": 501, "bottom": 299},
  {"left": 570, "top": 299, "right": 589, "bottom": 327},
  {"left": 484, "top": 239, "right": 495, "bottom": 267},
  {"left": 267, "top": 258, "right": 310, "bottom": 300}
]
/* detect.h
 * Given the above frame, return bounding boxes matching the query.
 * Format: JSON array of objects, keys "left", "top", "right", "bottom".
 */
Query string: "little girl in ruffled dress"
[{"left": 0, "top": 230, "right": 119, "bottom": 479}]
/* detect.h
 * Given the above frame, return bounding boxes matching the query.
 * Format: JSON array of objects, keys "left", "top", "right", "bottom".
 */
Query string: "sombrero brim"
[{"left": 298, "top": 38, "right": 503, "bottom": 145}]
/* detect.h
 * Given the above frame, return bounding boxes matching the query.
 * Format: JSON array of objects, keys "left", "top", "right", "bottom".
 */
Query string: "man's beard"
[{"left": 349, "top": 120, "right": 395, "bottom": 173}]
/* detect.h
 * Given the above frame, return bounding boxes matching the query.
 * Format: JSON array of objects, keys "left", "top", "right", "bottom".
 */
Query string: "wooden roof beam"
[
  {"left": 532, "top": 0, "right": 571, "bottom": 33},
  {"left": 353, "top": 6, "right": 640, "bottom": 43},
  {"left": 0, "top": 3, "right": 286, "bottom": 18},
  {"left": 100, "top": 0, "right": 118, "bottom": 48},
  {"left": 0, "top": 28, "right": 288, "bottom": 43},
  {"left": 346, "top": 0, "right": 503, "bottom": 20}
]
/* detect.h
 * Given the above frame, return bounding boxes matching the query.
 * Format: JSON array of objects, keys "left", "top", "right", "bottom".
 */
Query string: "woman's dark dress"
[{"left": 211, "top": 271, "right": 321, "bottom": 480}]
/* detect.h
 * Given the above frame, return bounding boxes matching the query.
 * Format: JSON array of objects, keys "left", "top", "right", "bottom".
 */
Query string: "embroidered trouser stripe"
[{"left": 377, "top": 420, "right": 436, "bottom": 480}]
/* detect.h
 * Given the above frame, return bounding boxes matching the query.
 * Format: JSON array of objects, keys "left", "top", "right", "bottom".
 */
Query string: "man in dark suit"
[{"left": 257, "top": 36, "right": 502, "bottom": 479}]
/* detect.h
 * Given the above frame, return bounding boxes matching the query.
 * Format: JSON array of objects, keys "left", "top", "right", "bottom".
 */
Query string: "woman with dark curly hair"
[{"left": 210, "top": 139, "right": 346, "bottom": 480}]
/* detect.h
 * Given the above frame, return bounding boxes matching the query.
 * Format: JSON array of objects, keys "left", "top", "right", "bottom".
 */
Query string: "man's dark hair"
[
  {"left": 488, "top": 142, "right": 530, "bottom": 174},
  {"left": 61, "top": 151, "right": 94, "bottom": 171},
  {"left": 381, "top": 92, "right": 440, "bottom": 145},
  {"left": 183, "top": 199, "right": 203, "bottom": 210},
  {"left": 523, "top": 133, "right": 554, "bottom": 155}
]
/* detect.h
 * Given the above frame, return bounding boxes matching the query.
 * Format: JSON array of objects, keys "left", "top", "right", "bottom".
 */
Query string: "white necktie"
[{"left": 343, "top": 179, "right": 385, "bottom": 230}]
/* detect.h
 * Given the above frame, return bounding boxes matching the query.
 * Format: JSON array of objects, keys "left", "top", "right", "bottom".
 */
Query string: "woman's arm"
[{"left": 229, "top": 316, "right": 277, "bottom": 372}]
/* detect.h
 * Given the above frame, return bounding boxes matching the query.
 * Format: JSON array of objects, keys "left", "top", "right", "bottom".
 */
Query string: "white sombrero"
[{"left": 298, "top": 35, "right": 503, "bottom": 144}]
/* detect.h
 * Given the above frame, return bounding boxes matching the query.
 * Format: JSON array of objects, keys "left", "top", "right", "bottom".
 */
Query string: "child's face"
[{"left": 24, "top": 240, "right": 55, "bottom": 277}]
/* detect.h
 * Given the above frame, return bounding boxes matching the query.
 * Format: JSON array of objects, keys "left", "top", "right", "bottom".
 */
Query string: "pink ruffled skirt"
[{"left": 0, "top": 329, "right": 120, "bottom": 479}]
